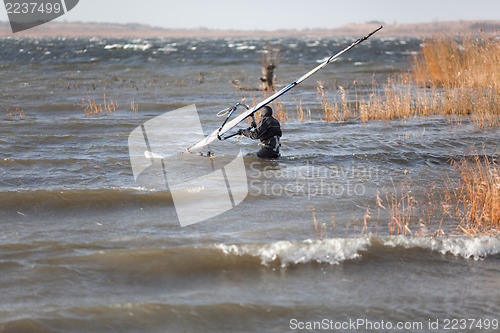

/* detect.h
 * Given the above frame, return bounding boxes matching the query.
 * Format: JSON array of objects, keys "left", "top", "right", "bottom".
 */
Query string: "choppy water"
[{"left": 1, "top": 36, "right": 499, "bottom": 332}]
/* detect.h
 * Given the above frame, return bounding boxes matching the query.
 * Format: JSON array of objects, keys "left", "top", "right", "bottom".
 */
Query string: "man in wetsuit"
[{"left": 238, "top": 105, "right": 282, "bottom": 158}]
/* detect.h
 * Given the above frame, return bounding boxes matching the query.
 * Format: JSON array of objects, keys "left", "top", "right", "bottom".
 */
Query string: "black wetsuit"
[{"left": 241, "top": 115, "right": 282, "bottom": 158}]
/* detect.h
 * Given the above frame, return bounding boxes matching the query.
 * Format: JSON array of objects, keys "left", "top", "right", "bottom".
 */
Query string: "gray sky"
[{"left": 2, "top": 0, "right": 499, "bottom": 30}]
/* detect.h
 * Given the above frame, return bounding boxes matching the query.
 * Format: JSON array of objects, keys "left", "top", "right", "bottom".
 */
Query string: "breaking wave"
[{"left": 215, "top": 235, "right": 500, "bottom": 267}]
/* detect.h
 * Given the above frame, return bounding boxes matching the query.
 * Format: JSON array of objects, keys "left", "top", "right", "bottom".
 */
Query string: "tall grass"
[
  {"left": 357, "top": 78, "right": 441, "bottom": 121},
  {"left": 4, "top": 107, "right": 25, "bottom": 118},
  {"left": 409, "top": 34, "right": 500, "bottom": 127},
  {"left": 81, "top": 94, "right": 140, "bottom": 115},
  {"left": 383, "top": 155, "right": 499, "bottom": 236},
  {"left": 412, "top": 34, "right": 500, "bottom": 90},
  {"left": 446, "top": 155, "right": 500, "bottom": 235},
  {"left": 130, "top": 98, "right": 139, "bottom": 112},
  {"left": 82, "top": 94, "right": 117, "bottom": 116},
  {"left": 314, "top": 154, "right": 499, "bottom": 238},
  {"left": 272, "top": 33, "right": 500, "bottom": 128},
  {"left": 386, "top": 179, "right": 416, "bottom": 236},
  {"left": 295, "top": 99, "right": 311, "bottom": 122}
]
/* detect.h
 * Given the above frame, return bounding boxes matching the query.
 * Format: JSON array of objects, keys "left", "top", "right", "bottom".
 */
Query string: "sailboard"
[{"left": 185, "top": 25, "right": 383, "bottom": 153}]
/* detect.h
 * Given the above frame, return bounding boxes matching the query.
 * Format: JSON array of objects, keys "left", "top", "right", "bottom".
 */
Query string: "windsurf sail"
[{"left": 185, "top": 25, "right": 383, "bottom": 153}]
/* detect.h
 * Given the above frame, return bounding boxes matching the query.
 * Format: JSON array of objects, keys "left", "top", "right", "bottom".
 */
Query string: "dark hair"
[{"left": 260, "top": 105, "right": 273, "bottom": 117}]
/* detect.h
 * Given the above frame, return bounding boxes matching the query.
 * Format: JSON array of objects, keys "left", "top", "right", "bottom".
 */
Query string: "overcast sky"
[{"left": 2, "top": 0, "right": 499, "bottom": 30}]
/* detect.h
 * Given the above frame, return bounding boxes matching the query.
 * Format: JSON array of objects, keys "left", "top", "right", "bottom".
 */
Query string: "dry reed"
[
  {"left": 276, "top": 33, "right": 500, "bottom": 128},
  {"left": 380, "top": 155, "right": 499, "bottom": 236},
  {"left": 82, "top": 95, "right": 141, "bottom": 115},
  {"left": 130, "top": 98, "right": 139, "bottom": 112},
  {"left": 4, "top": 107, "right": 25, "bottom": 118},
  {"left": 246, "top": 91, "right": 288, "bottom": 124},
  {"left": 412, "top": 34, "right": 500, "bottom": 90},
  {"left": 82, "top": 94, "right": 117, "bottom": 116},
  {"left": 316, "top": 82, "right": 351, "bottom": 122},
  {"left": 385, "top": 180, "right": 417, "bottom": 235},
  {"left": 366, "top": 34, "right": 499, "bottom": 127},
  {"left": 313, "top": 154, "right": 499, "bottom": 238},
  {"left": 295, "top": 99, "right": 311, "bottom": 122},
  {"left": 445, "top": 154, "right": 500, "bottom": 235},
  {"left": 311, "top": 206, "right": 319, "bottom": 239}
]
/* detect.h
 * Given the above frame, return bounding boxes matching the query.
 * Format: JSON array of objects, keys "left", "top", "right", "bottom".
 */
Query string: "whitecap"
[
  {"left": 215, "top": 235, "right": 500, "bottom": 267},
  {"left": 104, "top": 44, "right": 122, "bottom": 50},
  {"left": 215, "top": 238, "right": 370, "bottom": 267},
  {"left": 158, "top": 46, "right": 178, "bottom": 52},
  {"left": 315, "top": 56, "right": 330, "bottom": 63},
  {"left": 383, "top": 235, "right": 500, "bottom": 260},
  {"left": 104, "top": 43, "right": 152, "bottom": 51},
  {"left": 123, "top": 43, "right": 152, "bottom": 51}
]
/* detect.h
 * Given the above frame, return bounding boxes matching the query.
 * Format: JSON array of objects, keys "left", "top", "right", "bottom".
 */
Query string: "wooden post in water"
[
  {"left": 230, "top": 43, "right": 283, "bottom": 91},
  {"left": 260, "top": 63, "right": 275, "bottom": 91}
]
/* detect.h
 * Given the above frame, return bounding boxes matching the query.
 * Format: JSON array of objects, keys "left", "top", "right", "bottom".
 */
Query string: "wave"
[
  {"left": 381, "top": 235, "right": 500, "bottom": 259},
  {"left": 0, "top": 302, "right": 308, "bottom": 332},
  {"left": 0, "top": 188, "right": 172, "bottom": 212},
  {"left": 2, "top": 157, "right": 93, "bottom": 167},
  {"left": 216, "top": 238, "right": 369, "bottom": 266},
  {"left": 104, "top": 43, "right": 152, "bottom": 51},
  {"left": 2, "top": 234, "right": 498, "bottom": 327},
  {"left": 215, "top": 235, "right": 500, "bottom": 267},
  {"left": 11, "top": 235, "right": 498, "bottom": 274}
]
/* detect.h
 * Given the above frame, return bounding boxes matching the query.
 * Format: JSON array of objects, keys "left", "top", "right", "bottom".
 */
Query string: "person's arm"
[{"left": 240, "top": 119, "right": 270, "bottom": 140}]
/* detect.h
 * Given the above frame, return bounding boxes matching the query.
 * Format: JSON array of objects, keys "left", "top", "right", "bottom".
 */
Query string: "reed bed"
[
  {"left": 81, "top": 94, "right": 140, "bottom": 115},
  {"left": 267, "top": 33, "right": 500, "bottom": 128},
  {"left": 380, "top": 154, "right": 499, "bottom": 236},
  {"left": 130, "top": 98, "right": 139, "bottom": 112},
  {"left": 82, "top": 94, "right": 117, "bottom": 116},
  {"left": 317, "top": 82, "right": 351, "bottom": 122},
  {"left": 445, "top": 155, "right": 500, "bottom": 235},
  {"left": 4, "top": 107, "right": 25, "bottom": 118},
  {"left": 295, "top": 99, "right": 312, "bottom": 122},
  {"left": 411, "top": 34, "right": 500, "bottom": 90},
  {"left": 310, "top": 34, "right": 500, "bottom": 238},
  {"left": 314, "top": 154, "right": 499, "bottom": 238}
]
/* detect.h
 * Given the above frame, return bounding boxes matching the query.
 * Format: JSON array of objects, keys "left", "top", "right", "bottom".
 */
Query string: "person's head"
[{"left": 259, "top": 105, "right": 273, "bottom": 117}]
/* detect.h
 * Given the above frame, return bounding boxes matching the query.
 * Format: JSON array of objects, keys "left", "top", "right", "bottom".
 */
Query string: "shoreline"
[{"left": 1, "top": 20, "right": 499, "bottom": 38}]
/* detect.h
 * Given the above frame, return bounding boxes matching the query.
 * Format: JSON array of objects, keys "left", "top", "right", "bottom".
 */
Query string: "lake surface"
[{"left": 1, "top": 36, "right": 499, "bottom": 332}]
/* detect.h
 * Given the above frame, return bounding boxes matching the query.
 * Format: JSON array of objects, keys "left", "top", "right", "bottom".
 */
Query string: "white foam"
[
  {"left": 104, "top": 43, "right": 152, "bottom": 51},
  {"left": 227, "top": 43, "right": 256, "bottom": 50},
  {"left": 383, "top": 235, "right": 500, "bottom": 260},
  {"left": 157, "top": 46, "right": 178, "bottom": 53},
  {"left": 215, "top": 238, "right": 370, "bottom": 267},
  {"left": 315, "top": 56, "right": 330, "bottom": 63},
  {"left": 104, "top": 44, "right": 122, "bottom": 50},
  {"left": 215, "top": 235, "right": 500, "bottom": 267}
]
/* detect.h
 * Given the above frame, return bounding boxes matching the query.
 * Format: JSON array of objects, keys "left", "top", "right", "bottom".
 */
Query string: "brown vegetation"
[
  {"left": 81, "top": 94, "right": 117, "bottom": 116},
  {"left": 446, "top": 155, "right": 500, "bottom": 235},
  {"left": 411, "top": 34, "right": 500, "bottom": 89},
  {"left": 314, "top": 154, "right": 499, "bottom": 239},
  {"left": 82, "top": 94, "right": 140, "bottom": 115},
  {"left": 383, "top": 154, "right": 500, "bottom": 237},
  {"left": 4, "top": 107, "right": 25, "bottom": 118},
  {"left": 308, "top": 33, "right": 500, "bottom": 237},
  {"left": 269, "top": 33, "right": 500, "bottom": 128}
]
